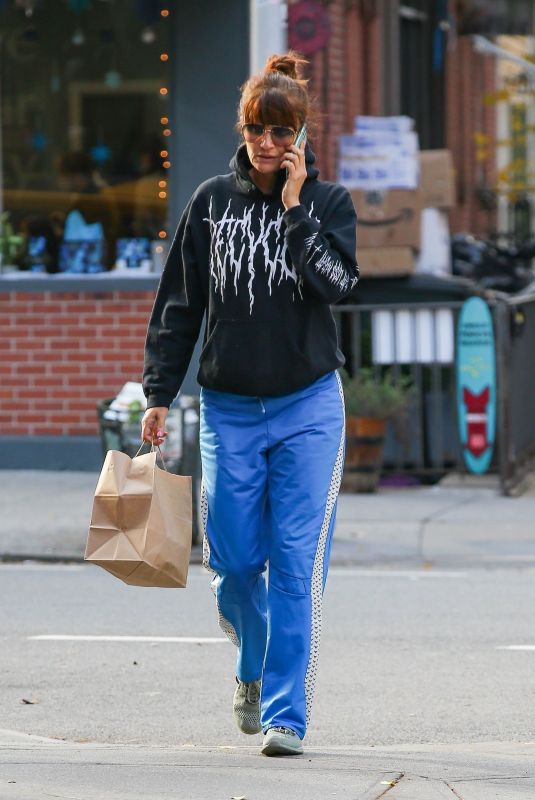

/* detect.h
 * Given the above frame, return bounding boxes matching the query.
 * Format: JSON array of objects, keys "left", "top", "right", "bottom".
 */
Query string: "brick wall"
[
  {"left": 1, "top": 290, "right": 155, "bottom": 437},
  {"left": 291, "top": 3, "right": 499, "bottom": 236},
  {"left": 446, "top": 37, "right": 498, "bottom": 235},
  {"left": 291, "top": 0, "right": 383, "bottom": 182}
]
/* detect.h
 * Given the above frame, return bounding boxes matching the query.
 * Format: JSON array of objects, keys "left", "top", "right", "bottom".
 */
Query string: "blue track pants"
[{"left": 199, "top": 370, "right": 345, "bottom": 739}]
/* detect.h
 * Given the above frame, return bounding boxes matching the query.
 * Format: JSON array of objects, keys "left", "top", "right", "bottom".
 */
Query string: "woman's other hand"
[
  {"left": 281, "top": 138, "right": 307, "bottom": 210},
  {"left": 141, "top": 406, "right": 169, "bottom": 445}
]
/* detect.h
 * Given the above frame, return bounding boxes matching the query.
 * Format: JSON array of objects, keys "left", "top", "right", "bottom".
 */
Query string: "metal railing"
[
  {"left": 334, "top": 293, "right": 535, "bottom": 493},
  {"left": 495, "top": 290, "right": 535, "bottom": 495},
  {"left": 332, "top": 302, "right": 470, "bottom": 478}
]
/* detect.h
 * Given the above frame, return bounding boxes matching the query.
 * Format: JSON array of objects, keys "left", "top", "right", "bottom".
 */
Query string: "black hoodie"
[{"left": 143, "top": 143, "right": 358, "bottom": 408}]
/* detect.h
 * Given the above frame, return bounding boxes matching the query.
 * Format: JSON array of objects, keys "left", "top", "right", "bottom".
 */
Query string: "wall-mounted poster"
[{"left": 456, "top": 297, "right": 496, "bottom": 474}]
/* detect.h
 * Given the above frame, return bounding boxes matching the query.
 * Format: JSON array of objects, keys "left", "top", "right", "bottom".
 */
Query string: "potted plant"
[
  {"left": 340, "top": 368, "right": 414, "bottom": 493},
  {"left": 0, "top": 212, "right": 23, "bottom": 273}
]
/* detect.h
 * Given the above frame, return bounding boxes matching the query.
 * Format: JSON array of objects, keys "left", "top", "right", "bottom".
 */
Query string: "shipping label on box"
[
  {"left": 355, "top": 115, "right": 414, "bottom": 133},
  {"left": 357, "top": 247, "right": 415, "bottom": 278},
  {"left": 419, "top": 150, "right": 455, "bottom": 208},
  {"left": 338, "top": 146, "right": 419, "bottom": 190},
  {"left": 340, "top": 132, "right": 419, "bottom": 155},
  {"left": 351, "top": 189, "right": 423, "bottom": 248}
]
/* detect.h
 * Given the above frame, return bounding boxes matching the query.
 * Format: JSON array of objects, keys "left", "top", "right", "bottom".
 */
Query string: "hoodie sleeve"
[
  {"left": 282, "top": 187, "right": 359, "bottom": 304},
  {"left": 142, "top": 196, "right": 207, "bottom": 409}
]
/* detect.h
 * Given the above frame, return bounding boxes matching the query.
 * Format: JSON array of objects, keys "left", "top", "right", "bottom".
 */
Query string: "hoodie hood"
[{"left": 230, "top": 142, "right": 320, "bottom": 196}]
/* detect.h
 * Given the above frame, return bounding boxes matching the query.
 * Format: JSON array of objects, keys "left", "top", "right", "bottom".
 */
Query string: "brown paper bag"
[{"left": 85, "top": 447, "right": 192, "bottom": 587}]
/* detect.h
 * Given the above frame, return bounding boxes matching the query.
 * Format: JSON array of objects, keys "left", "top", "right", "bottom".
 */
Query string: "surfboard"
[{"left": 456, "top": 297, "right": 496, "bottom": 474}]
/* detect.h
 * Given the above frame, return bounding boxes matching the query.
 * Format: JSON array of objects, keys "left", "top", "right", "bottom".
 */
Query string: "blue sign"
[{"left": 456, "top": 297, "right": 496, "bottom": 474}]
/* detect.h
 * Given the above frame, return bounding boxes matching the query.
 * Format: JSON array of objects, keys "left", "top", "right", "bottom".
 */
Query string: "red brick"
[
  {"left": 18, "top": 389, "right": 48, "bottom": 399},
  {"left": 78, "top": 339, "right": 112, "bottom": 353},
  {"left": 46, "top": 413, "right": 82, "bottom": 424},
  {"left": 14, "top": 364, "right": 47, "bottom": 374},
  {"left": 0, "top": 424, "right": 18, "bottom": 434},
  {"left": 29, "top": 303, "right": 65, "bottom": 315},
  {"left": 10, "top": 327, "right": 30, "bottom": 338},
  {"left": 69, "top": 399, "right": 100, "bottom": 411},
  {"left": 50, "top": 366, "right": 82, "bottom": 376},
  {"left": 14, "top": 413, "right": 50, "bottom": 423},
  {"left": 91, "top": 327, "right": 119, "bottom": 339},
  {"left": 47, "top": 339, "right": 82, "bottom": 350},
  {"left": 25, "top": 352, "right": 64, "bottom": 362},
  {"left": 31, "top": 399, "right": 67, "bottom": 411},
  {"left": 34, "top": 377, "right": 65, "bottom": 387},
  {"left": 37, "top": 318, "right": 80, "bottom": 330},
  {"left": 88, "top": 314, "right": 116, "bottom": 326},
  {"left": 12, "top": 292, "right": 40, "bottom": 301},
  {"left": 64, "top": 328, "right": 98, "bottom": 339},
  {"left": 64, "top": 427, "right": 98, "bottom": 436},
  {"left": 112, "top": 338, "right": 144, "bottom": 350},
  {"left": 3, "top": 376, "right": 28, "bottom": 386},
  {"left": 85, "top": 363, "right": 122, "bottom": 374},
  {"left": 27, "top": 327, "right": 58, "bottom": 339},
  {"left": 33, "top": 425, "right": 64, "bottom": 435},
  {"left": 94, "top": 302, "right": 127, "bottom": 313},
  {"left": 52, "top": 292, "right": 84, "bottom": 301},
  {"left": 7, "top": 314, "right": 45, "bottom": 327},
  {"left": 1, "top": 400, "right": 31, "bottom": 411},
  {"left": 65, "top": 376, "right": 100, "bottom": 387},
  {"left": 13, "top": 340, "right": 49, "bottom": 351},
  {"left": 64, "top": 303, "right": 103, "bottom": 314},
  {"left": 65, "top": 351, "right": 98, "bottom": 362},
  {"left": 48, "top": 388, "right": 82, "bottom": 398}
]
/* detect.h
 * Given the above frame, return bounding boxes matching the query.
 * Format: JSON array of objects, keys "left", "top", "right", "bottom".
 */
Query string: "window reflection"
[{"left": 0, "top": 0, "right": 170, "bottom": 274}]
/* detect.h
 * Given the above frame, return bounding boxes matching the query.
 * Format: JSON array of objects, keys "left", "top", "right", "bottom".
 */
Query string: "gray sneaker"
[
  {"left": 233, "top": 678, "right": 261, "bottom": 735},
  {"left": 261, "top": 726, "right": 304, "bottom": 756}
]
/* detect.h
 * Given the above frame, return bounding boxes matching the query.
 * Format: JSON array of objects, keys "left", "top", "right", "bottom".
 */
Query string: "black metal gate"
[{"left": 495, "top": 290, "right": 535, "bottom": 495}]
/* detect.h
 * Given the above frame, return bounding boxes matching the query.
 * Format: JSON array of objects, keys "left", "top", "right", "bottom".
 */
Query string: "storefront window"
[{"left": 0, "top": 0, "right": 171, "bottom": 275}]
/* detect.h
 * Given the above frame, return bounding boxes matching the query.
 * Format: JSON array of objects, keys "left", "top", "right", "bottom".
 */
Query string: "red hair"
[{"left": 237, "top": 51, "right": 315, "bottom": 134}]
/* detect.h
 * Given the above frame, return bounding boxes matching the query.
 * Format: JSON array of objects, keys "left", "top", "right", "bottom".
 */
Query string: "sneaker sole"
[
  {"left": 235, "top": 718, "right": 262, "bottom": 735},
  {"left": 261, "top": 735, "right": 304, "bottom": 757},
  {"left": 233, "top": 703, "right": 261, "bottom": 735}
]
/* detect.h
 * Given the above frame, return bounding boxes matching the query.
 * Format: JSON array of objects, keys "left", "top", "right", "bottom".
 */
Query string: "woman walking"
[{"left": 141, "top": 52, "right": 358, "bottom": 756}]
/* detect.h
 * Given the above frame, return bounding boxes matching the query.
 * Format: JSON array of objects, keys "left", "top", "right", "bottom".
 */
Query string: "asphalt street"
[{"left": 1, "top": 562, "right": 535, "bottom": 798}]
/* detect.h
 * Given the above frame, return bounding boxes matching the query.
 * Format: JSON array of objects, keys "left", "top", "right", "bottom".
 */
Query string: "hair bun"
[{"left": 264, "top": 51, "right": 306, "bottom": 80}]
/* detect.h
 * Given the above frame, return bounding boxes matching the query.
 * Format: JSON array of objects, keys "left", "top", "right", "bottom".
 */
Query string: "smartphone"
[
  {"left": 286, "top": 123, "right": 307, "bottom": 178},
  {"left": 294, "top": 123, "right": 307, "bottom": 148}
]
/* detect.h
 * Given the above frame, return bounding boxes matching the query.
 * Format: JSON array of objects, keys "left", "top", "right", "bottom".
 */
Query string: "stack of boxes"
[{"left": 337, "top": 116, "right": 455, "bottom": 277}]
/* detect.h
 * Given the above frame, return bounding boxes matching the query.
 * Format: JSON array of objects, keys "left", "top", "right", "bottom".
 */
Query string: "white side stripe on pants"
[
  {"left": 201, "top": 479, "right": 240, "bottom": 648},
  {"left": 303, "top": 370, "right": 346, "bottom": 725}
]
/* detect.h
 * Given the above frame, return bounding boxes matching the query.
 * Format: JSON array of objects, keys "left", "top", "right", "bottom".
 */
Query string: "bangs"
[{"left": 242, "top": 88, "right": 300, "bottom": 130}]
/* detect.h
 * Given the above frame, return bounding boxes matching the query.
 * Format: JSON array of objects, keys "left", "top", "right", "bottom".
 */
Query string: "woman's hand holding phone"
[{"left": 281, "top": 127, "right": 307, "bottom": 211}]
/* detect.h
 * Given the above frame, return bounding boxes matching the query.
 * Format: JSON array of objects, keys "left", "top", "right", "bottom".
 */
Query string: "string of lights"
[{"left": 156, "top": 6, "right": 170, "bottom": 252}]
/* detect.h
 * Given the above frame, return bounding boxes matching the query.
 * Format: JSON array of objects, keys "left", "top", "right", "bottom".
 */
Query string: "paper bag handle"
[{"left": 135, "top": 440, "right": 168, "bottom": 472}]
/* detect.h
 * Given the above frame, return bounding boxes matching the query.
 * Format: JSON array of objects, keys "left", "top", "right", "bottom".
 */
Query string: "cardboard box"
[
  {"left": 358, "top": 247, "right": 415, "bottom": 278},
  {"left": 419, "top": 150, "right": 455, "bottom": 208},
  {"left": 351, "top": 189, "right": 422, "bottom": 248}
]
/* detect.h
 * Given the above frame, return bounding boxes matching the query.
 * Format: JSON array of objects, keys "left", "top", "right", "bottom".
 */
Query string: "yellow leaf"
[{"left": 473, "top": 131, "right": 489, "bottom": 146}]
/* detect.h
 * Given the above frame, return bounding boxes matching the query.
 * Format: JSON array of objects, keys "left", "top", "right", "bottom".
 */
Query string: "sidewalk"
[
  {"left": 2, "top": 730, "right": 534, "bottom": 799},
  {"left": 1, "top": 469, "right": 535, "bottom": 567}
]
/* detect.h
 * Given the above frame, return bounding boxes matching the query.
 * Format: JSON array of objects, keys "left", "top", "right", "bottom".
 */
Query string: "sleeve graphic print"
[{"left": 283, "top": 190, "right": 359, "bottom": 304}]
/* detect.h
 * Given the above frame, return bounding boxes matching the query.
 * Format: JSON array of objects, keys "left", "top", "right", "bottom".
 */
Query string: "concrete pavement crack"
[
  {"left": 445, "top": 784, "right": 465, "bottom": 799},
  {"left": 368, "top": 772, "right": 405, "bottom": 799}
]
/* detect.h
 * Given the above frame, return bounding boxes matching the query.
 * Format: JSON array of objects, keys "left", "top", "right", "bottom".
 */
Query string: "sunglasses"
[{"left": 241, "top": 123, "right": 296, "bottom": 146}]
